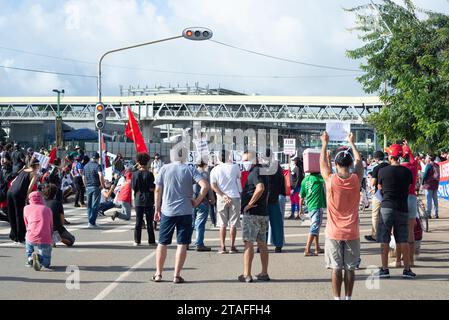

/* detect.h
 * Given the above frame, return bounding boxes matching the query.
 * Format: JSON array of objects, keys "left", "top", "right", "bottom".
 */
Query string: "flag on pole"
[
  {"left": 48, "top": 147, "right": 57, "bottom": 165},
  {"left": 125, "top": 106, "right": 148, "bottom": 154}
]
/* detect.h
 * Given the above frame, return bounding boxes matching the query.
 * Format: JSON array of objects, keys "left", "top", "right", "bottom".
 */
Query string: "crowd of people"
[{"left": 0, "top": 136, "right": 444, "bottom": 298}]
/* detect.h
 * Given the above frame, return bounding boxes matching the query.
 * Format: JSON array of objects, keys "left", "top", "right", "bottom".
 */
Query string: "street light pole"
[
  {"left": 52, "top": 89, "right": 65, "bottom": 151},
  {"left": 96, "top": 28, "right": 213, "bottom": 161}
]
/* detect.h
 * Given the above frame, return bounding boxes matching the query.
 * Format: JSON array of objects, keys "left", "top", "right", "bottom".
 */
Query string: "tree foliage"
[{"left": 346, "top": 0, "right": 449, "bottom": 152}]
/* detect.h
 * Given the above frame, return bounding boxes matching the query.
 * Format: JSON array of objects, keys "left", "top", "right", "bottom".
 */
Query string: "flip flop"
[
  {"left": 152, "top": 274, "right": 162, "bottom": 282},
  {"left": 173, "top": 276, "right": 185, "bottom": 284},
  {"left": 304, "top": 252, "right": 317, "bottom": 257}
]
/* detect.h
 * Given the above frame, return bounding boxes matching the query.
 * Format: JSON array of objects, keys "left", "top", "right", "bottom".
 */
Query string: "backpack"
[{"left": 431, "top": 163, "right": 440, "bottom": 181}]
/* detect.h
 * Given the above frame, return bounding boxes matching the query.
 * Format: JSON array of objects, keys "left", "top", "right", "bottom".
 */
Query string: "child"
[
  {"left": 300, "top": 172, "right": 326, "bottom": 256},
  {"left": 23, "top": 191, "right": 53, "bottom": 271},
  {"left": 112, "top": 171, "right": 133, "bottom": 221}
]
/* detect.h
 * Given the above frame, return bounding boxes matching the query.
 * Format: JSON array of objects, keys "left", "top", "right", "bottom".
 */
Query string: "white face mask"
[{"left": 242, "top": 161, "right": 253, "bottom": 171}]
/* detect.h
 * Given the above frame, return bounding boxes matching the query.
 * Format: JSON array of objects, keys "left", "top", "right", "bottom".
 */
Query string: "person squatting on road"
[
  {"left": 320, "top": 131, "right": 363, "bottom": 301},
  {"left": 24, "top": 191, "right": 53, "bottom": 271}
]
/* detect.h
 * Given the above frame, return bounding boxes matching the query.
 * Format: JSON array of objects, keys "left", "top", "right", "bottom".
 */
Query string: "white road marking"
[{"left": 93, "top": 251, "right": 157, "bottom": 301}]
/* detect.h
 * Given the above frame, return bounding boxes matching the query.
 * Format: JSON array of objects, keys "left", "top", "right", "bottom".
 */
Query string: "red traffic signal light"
[
  {"left": 96, "top": 103, "right": 104, "bottom": 112},
  {"left": 183, "top": 27, "right": 213, "bottom": 41}
]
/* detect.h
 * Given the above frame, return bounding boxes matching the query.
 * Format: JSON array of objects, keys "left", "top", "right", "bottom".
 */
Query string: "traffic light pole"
[
  {"left": 97, "top": 36, "right": 183, "bottom": 165},
  {"left": 96, "top": 28, "right": 213, "bottom": 162}
]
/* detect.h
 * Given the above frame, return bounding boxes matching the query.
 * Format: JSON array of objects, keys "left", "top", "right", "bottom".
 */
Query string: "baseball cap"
[
  {"left": 385, "top": 144, "right": 403, "bottom": 157},
  {"left": 92, "top": 152, "right": 100, "bottom": 160}
]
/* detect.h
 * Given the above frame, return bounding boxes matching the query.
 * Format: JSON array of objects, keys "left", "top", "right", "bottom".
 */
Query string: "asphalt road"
[{"left": 1, "top": 200, "right": 448, "bottom": 300}]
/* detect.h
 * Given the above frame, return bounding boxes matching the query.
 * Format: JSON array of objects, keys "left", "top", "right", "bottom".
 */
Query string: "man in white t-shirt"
[{"left": 210, "top": 152, "right": 242, "bottom": 254}]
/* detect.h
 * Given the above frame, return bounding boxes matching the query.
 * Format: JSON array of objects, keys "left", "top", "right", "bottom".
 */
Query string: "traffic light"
[
  {"left": 182, "top": 27, "right": 213, "bottom": 41},
  {"left": 95, "top": 103, "right": 106, "bottom": 131}
]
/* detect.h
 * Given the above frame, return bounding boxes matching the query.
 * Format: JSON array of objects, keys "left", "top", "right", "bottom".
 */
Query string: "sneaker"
[
  {"left": 111, "top": 211, "right": 120, "bottom": 221},
  {"left": 196, "top": 245, "right": 212, "bottom": 252},
  {"left": 134, "top": 242, "right": 141, "bottom": 247},
  {"left": 87, "top": 223, "right": 100, "bottom": 229},
  {"left": 275, "top": 247, "right": 282, "bottom": 253},
  {"left": 403, "top": 269, "right": 416, "bottom": 279},
  {"left": 32, "top": 252, "right": 41, "bottom": 271},
  {"left": 256, "top": 273, "right": 270, "bottom": 281},
  {"left": 376, "top": 268, "right": 390, "bottom": 279},
  {"left": 26, "top": 259, "right": 33, "bottom": 268},
  {"left": 238, "top": 274, "right": 253, "bottom": 283},
  {"left": 364, "top": 235, "right": 377, "bottom": 242}
]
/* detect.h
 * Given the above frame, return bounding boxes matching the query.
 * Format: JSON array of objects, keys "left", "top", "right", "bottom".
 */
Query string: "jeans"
[
  {"left": 117, "top": 201, "right": 131, "bottom": 221},
  {"left": 86, "top": 186, "right": 101, "bottom": 225},
  {"left": 26, "top": 242, "right": 52, "bottom": 268},
  {"left": 209, "top": 204, "right": 217, "bottom": 226},
  {"left": 267, "top": 202, "right": 284, "bottom": 248},
  {"left": 193, "top": 203, "right": 209, "bottom": 247},
  {"left": 98, "top": 201, "right": 116, "bottom": 214},
  {"left": 134, "top": 206, "right": 155, "bottom": 244},
  {"left": 426, "top": 189, "right": 439, "bottom": 217},
  {"left": 73, "top": 176, "right": 85, "bottom": 205},
  {"left": 278, "top": 195, "right": 286, "bottom": 218}
]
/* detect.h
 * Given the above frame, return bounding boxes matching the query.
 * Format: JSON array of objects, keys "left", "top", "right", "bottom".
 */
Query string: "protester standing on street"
[
  {"left": 71, "top": 156, "right": 85, "bottom": 208},
  {"left": 365, "top": 151, "right": 389, "bottom": 242},
  {"left": 299, "top": 171, "right": 326, "bottom": 256},
  {"left": 11, "top": 143, "right": 25, "bottom": 174},
  {"left": 210, "top": 152, "right": 242, "bottom": 254},
  {"left": 192, "top": 162, "right": 215, "bottom": 252},
  {"left": 267, "top": 162, "right": 286, "bottom": 253},
  {"left": 132, "top": 153, "right": 156, "bottom": 247},
  {"left": 320, "top": 132, "right": 363, "bottom": 300},
  {"left": 7, "top": 158, "right": 40, "bottom": 243},
  {"left": 239, "top": 151, "right": 270, "bottom": 283},
  {"left": 289, "top": 157, "right": 304, "bottom": 219},
  {"left": 153, "top": 149, "right": 209, "bottom": 283},
  {"left": 377, "top": 144, "right": 415, "bottom": 279},
  {"left": 151, "top": 153, "right": 164, "bottom": 178},
  {"left": 422, "top": 155, "right": 440, "bottom": 219},
  {"left": 82, "top": 152, "right": 104, "bottom": 229}
]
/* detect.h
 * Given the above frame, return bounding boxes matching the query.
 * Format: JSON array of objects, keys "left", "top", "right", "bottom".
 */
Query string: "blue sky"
[{"left": 0, "top": 0, "right": 448, "bottom": 97}]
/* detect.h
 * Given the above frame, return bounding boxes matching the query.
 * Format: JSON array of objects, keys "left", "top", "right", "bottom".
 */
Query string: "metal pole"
[{"left": 97, "top": 35, "right": 183, "bottom": 164}]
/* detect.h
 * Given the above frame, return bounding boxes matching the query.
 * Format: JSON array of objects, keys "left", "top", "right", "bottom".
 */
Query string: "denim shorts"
[
  {"left": 158, "top": 214, "right": 193, "bottom": 246},
  {"left": 407, "top": 195, "right": 418, "bottom": 219},
  {"left": 378, "top": 208, "right": 409, "bottom": 244},
  {"left": 308, "top": 208, "right": 323, "bottom": 236}
]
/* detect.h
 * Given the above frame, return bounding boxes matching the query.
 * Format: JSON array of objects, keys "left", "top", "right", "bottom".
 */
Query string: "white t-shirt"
[{"left": 210, "top": 163, "right": 241, "bottom": 198}]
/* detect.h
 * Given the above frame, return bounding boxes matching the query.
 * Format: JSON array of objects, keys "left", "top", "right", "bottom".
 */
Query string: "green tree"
[{"left": 346, "top": 0, "right": 449, "bottom": 153}]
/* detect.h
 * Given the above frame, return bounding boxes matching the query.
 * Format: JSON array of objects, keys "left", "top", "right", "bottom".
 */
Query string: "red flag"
[
  {"left": 48, "top": 147, "right": 57, "bottom": 165},
  {"left": 125, "top": 106, "right": 148, "bottom": 154}
]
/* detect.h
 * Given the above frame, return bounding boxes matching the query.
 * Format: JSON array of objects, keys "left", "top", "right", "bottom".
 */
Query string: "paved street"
[{"left": 1, "top": 200, "right": 448, "bottom": 300}]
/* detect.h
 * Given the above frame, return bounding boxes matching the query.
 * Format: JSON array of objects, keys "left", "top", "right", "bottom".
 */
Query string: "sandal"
[
  {"left": 173, "top": 276, "right": 185, "bottom": 284},
  {"left": 218, "top": 247, "right": 227, "bottom": 254},
  {"left": 304, "top": 252, "right": 317, "bottom": 257},
  {"left": 317, "top": 249, "right": 325, "bottom": 254},
  {"left": 152, "top": 274, "right": 162, "bottom": 282}
]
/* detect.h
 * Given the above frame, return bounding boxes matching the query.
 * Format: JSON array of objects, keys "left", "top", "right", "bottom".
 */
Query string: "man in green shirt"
[{"left": 300, "top": 173, "right": 326, "bottom": 256}]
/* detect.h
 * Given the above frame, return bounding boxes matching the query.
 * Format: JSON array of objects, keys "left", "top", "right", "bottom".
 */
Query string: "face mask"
[{"left": 242, "top": 161, "right": 253, "bottom": 171}]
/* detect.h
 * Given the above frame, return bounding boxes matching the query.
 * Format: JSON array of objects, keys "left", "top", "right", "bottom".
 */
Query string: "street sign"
[{"left": 283, "top": 139, "right": 296, "bottom": 155}]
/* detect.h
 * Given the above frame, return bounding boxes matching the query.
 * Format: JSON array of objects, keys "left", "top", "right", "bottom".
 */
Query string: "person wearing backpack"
[{"left": 422, "top": 155, "right": 440, "bottom": 219}]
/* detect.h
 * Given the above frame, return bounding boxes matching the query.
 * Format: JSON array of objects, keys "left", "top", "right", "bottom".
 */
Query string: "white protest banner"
[
  {"left": 194, "top": 139, "right": 209, "bottom": 155},
  {"left": 104, "top": 167, "right": 114, "bottom": 182},
  {"left": 283, "top": 139, "right": 296, "bottom": 156},
  {"left": 326, "top": 122, "right": 350, "bottom": 141},
  {"left": 107, "top": 152, "right": 117, "bottom": 161},
  {"left": 33, "top": 152, "right": 50, "bottom": 169}
]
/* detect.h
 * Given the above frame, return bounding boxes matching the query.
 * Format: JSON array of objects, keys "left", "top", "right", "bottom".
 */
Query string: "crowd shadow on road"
[
  {"left": 0, "top": 276, "right": 143, "bottom": 285},
  {"left": 176, "top": 278, "right": 331, "bottom": 284}
]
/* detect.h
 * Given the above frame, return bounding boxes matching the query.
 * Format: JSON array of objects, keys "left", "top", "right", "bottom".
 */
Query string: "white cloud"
[{"left": 0, "top": 0, "right": 448, "bottom": 97}]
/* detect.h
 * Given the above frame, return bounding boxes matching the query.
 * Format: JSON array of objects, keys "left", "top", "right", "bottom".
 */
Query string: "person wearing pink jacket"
[{"left": 24, "top": 191, "right": 53, "bottom": 271}]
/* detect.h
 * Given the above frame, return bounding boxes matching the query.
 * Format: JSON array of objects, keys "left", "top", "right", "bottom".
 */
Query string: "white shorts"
[{"left": 217, "top": 196, "right": 241, "bottom": 228}]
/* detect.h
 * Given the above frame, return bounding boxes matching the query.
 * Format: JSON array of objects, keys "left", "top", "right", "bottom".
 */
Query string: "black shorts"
[{"left": 378, "top": 208, "right": 409, "bottom": 244}]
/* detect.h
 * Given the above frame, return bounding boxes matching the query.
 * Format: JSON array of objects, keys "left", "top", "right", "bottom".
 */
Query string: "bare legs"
[
  {"left": 156, "top": 244, "right": 188, "bottom": 279},
  {"left": 243, "top": 241, "right": 269, "bottom": 277},
  {"left": 331, "top": 269, "right": 355, "bottom": 299}
]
